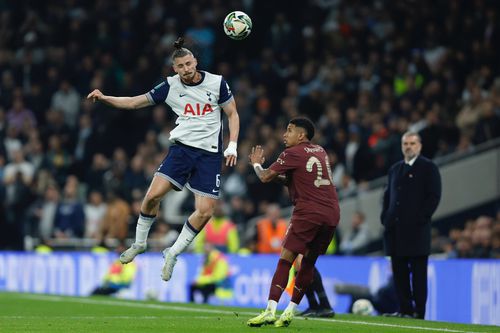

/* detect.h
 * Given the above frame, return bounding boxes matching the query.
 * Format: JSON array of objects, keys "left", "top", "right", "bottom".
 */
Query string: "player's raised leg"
[
  {"left": 161, "top": 194, "right": 216, "bottom": 281},
  {"left": 120, "top": 176, "right": 174, "bottom": 264}
]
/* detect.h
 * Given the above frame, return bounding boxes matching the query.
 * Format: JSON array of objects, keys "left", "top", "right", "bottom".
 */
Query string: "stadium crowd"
[{"left": 0, "top": 0, "right": 499, "bottom": 255}]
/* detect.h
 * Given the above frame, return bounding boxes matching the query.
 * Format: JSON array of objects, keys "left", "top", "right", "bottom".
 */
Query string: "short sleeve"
[
  {"left": 218, "top": 77, "right": 233, "bottom": 106},
  {"left": 269, "top": 149, "right": 300, "bottom": 174},
  {"left": 146, "top": 80, "right": 170, "bottom": 105}
]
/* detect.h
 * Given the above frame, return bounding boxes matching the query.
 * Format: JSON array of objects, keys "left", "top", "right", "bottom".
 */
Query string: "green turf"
[{"left": 0, "top": 292, "right": 498, "bottom": 333}]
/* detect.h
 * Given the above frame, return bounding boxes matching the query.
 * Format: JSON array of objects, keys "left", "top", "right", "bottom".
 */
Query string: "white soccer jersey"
[{"left": 146, "top": 71, "right": 233, "bottom": 153}]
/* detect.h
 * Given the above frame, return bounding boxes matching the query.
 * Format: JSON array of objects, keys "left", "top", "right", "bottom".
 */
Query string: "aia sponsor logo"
[{"left": 184, "top": 103, "right": 214, "bottom": 116}]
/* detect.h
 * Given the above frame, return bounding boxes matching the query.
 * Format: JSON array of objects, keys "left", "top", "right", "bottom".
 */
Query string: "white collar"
[{"left": 405, "top": 155, "right": 418, "bottom": 166}]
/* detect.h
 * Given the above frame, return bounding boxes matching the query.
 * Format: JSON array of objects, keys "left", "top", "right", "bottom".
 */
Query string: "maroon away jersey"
[{"left": 269, "top": 142, "right": 340, "bottom": 226}]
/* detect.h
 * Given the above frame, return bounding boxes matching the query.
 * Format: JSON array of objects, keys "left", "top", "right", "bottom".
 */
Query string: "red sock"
[
  {"left": 268, "top": 258, "right": 293, "bottom": 302},
  {"left": 291, "top": 257, "right": 315, "bottom": 304}
]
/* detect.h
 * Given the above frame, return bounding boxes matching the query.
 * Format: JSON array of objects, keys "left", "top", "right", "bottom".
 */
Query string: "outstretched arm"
[{"left": 87, "top": 89, "right": 151, "bottom": 109}]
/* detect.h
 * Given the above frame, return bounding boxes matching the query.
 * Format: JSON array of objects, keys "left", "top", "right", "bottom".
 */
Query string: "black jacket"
[{"left": 381, "top": 156, "right": 441, "bottom": 256}]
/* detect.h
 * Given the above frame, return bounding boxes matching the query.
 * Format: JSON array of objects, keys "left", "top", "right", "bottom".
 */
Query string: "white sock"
[
  {"left": 169, "top": 221, "right": 198, "bottom": 256},
  {"left": 135, "top": 213, "right": 156, "bottom": 246},
  {"left": 285, "top": 302, "right": 298, "bottom": 313},
  {"left": 266, "top": 300, "right": 278, "bottom": 314}
]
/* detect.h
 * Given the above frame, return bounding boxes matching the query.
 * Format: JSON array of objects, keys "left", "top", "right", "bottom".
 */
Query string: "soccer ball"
[
  {"left": 144, "top": 288, "right": 159, "bottom": 301},
  {"left": 352, "top": 299, "right": 374, "bottom": 316},
  {"left": 223, "top": 11, "right": 252, "bottom": 40}
]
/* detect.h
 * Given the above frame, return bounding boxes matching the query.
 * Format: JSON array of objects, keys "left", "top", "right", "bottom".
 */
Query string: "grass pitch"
[{"left": 0, "top": 292, "right": 498, "bottom": 333}]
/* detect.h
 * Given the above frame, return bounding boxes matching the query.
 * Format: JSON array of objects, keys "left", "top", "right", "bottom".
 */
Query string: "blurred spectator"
[
  {"left": 24, "top": 134, "right": 45, "bottom": 171},
  {"left": 149, "top": 218, "right": 180, "bottom": 251},
  {"left": 339, "top": 211, "right": 372, "bottom": 255},
  {"left": 91, "top": 243, "right": 138, "bottom": 296},
  {"left": 124, "top": 154, "right": 148, "bottom": 192},
  {"left": 470, "top": 216, "right": 493, "bottom": 258},
  {"left": 473, "top": 100, "right": 500, "bottom": 144},
  {"left": 254, "top": 203, "right": 288, "bottom": 254},
  {"left": 43, "top": 134, "right": 72, "bottom": 186},
  {"left": 491, "top": 222, "right": 500, "bottom": 259},
  {"left": 160, "top": 187, "right": 191, "bottom": 225},
  {"left": 189, "top": 243, "right": 232, "bottom": 304},
  {"left": 50, "top": 80, "right": 81, "bottom": 129},
  {"left": 102, "top": 148, "right": 129, "bottom": 198},
  {"left": 3, "top": 148, "right": 35, "bottom": 247},
  {"left": 337, "top": 174, "right": 357, "bottom": 198},
  {"left": 3, "top": 126, "right": 23, "bottom": 161},
  {"left": 98, "top": 191, "right": 131, "bottom": 243},
  {"left": 453, "top": 235, "right": 474, "bottom": 259},
  {"left": 3, "top": 148, "right": 35, "bottom": 186},
  {"left": 222, "top": 161, "right": 248, "bottom": 199},
  {"left": 3, "top": 164, "right": 34, "bottom": 249},
  {"left": 0, "top": 155, "right": 5, "bottom": 189},
  {"left": 227, "top": 195, "right": 254, "bottom": 232},
  {"left": 456, "top": 85, "right": 485, "bottom": 138},
  {"left": 6, "top": 96, "right": 36, "bottom": 132},
  {"left": 270, "top": 13, "right": 293, "bottom": 53},
  {"left": 54, "top": 176, "right": 85, "bottom": 239},
  {"left": 84, "top": 190, "right": 107, "bottom": 239},
  {"left": 72, "top": 113, "right": 100, "bottom": 176},
  {"left": 34, "top": 238, "right": 53, "bottom": 254},
  {"left": 185, "top": 14, "right": 215, "bottom": 69},
  {"left": 27, "top": 183, "right": 59, "bottom": 240},
  {"left": 40, "top": 109, "right": 72, "bottom": 150},
  {"left": 194, "top": 201, "right": 239, "bottom": 254},
  {"left": 345, "top": 126, "right": 375, "bottom": 182},
  {"left": 327, "top": 151, "right": 345, "bottom": 188},
  {"left": 85, "top": 153, "right": 109, "bottom": 193}
]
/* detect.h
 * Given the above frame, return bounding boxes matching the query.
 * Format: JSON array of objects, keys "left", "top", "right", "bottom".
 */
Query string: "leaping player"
[{"left": 87, "top": 37, "right": 240, "bottom": 282}]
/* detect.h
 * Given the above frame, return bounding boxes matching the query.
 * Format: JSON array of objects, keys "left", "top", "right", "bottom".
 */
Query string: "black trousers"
[
  {"left": 390, "top": 255, "right": 428, "bottom": 319},
  {"left": 91, "top": 286, "right": 119, "bottom": 296},
  {"left": 189, "top": 283, "right": 216, "bottom": 303}
]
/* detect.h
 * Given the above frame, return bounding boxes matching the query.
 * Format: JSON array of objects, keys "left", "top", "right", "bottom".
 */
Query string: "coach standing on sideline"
[{"left": 381, "top": 131, "right": 441, "bottom": 319}]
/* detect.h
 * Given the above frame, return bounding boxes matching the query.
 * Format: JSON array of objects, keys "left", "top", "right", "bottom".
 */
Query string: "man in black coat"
[{"left": 381, "top": 131, "right": 441, "bottom": 319}]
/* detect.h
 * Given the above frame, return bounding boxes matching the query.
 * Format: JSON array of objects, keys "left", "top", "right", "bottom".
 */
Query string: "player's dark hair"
[
  {"left": 290, "top": 117, "right": 315, "bottom": 140},
  {"left": 171, "top": 37, "right": 193, "bottom": 60}
]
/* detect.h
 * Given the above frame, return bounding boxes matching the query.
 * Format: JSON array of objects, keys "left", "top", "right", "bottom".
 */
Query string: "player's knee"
[
  {"left": 197, "top": 208, "right": 214, "bottom": 222},
  {"left": 194, "top": 197, "right": 217, "bottom": 222},
  {"left": 143, "top": 191, "right": 163, "bottom": 209},
  {"left": 196, "top": 205, "right": 215, "bottom": 221}
]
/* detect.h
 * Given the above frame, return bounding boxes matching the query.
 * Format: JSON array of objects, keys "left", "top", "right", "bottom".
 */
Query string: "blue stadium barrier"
[{"left": 0, "top": 251, "right": 498, "bottom": 325}]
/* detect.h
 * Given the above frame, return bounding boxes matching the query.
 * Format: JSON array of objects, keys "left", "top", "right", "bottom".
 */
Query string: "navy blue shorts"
[{"left": 155, "top": 143, "right": 222, "bottom": 199}]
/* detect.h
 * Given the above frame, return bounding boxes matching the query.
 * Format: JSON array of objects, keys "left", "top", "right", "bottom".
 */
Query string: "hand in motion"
[
  {"left": 249, "top": 145, "right": 265, "bottom": 166},
  {"left": 224, "top": 141, "right": 238, "bottom": 167},
  {"left": 87, "top": 89, "right": 104, "bottom": 102}
]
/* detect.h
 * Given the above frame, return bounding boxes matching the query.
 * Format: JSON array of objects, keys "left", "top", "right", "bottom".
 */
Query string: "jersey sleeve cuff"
[
  {"left": 145, "top": 92, "right": 155, "bottom": 105},
  {"left": 218, "top": 96, "right": 234, "bottom": 108}
]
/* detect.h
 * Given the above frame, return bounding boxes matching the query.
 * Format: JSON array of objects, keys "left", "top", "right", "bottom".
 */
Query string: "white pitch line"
[
  {"left": 20, "top": 294, "right": 486, "bottom": 333},
  {"left": 0, "top": 315, "right": 214, "bottom": 320}
]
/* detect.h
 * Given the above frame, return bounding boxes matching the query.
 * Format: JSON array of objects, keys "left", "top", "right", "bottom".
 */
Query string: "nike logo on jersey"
[
  {"left": 179, "top": 93, "right": 187, "bottom": 97},
  {"left": 212, "top": 189, "right": 219, "bottom": 193}
]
